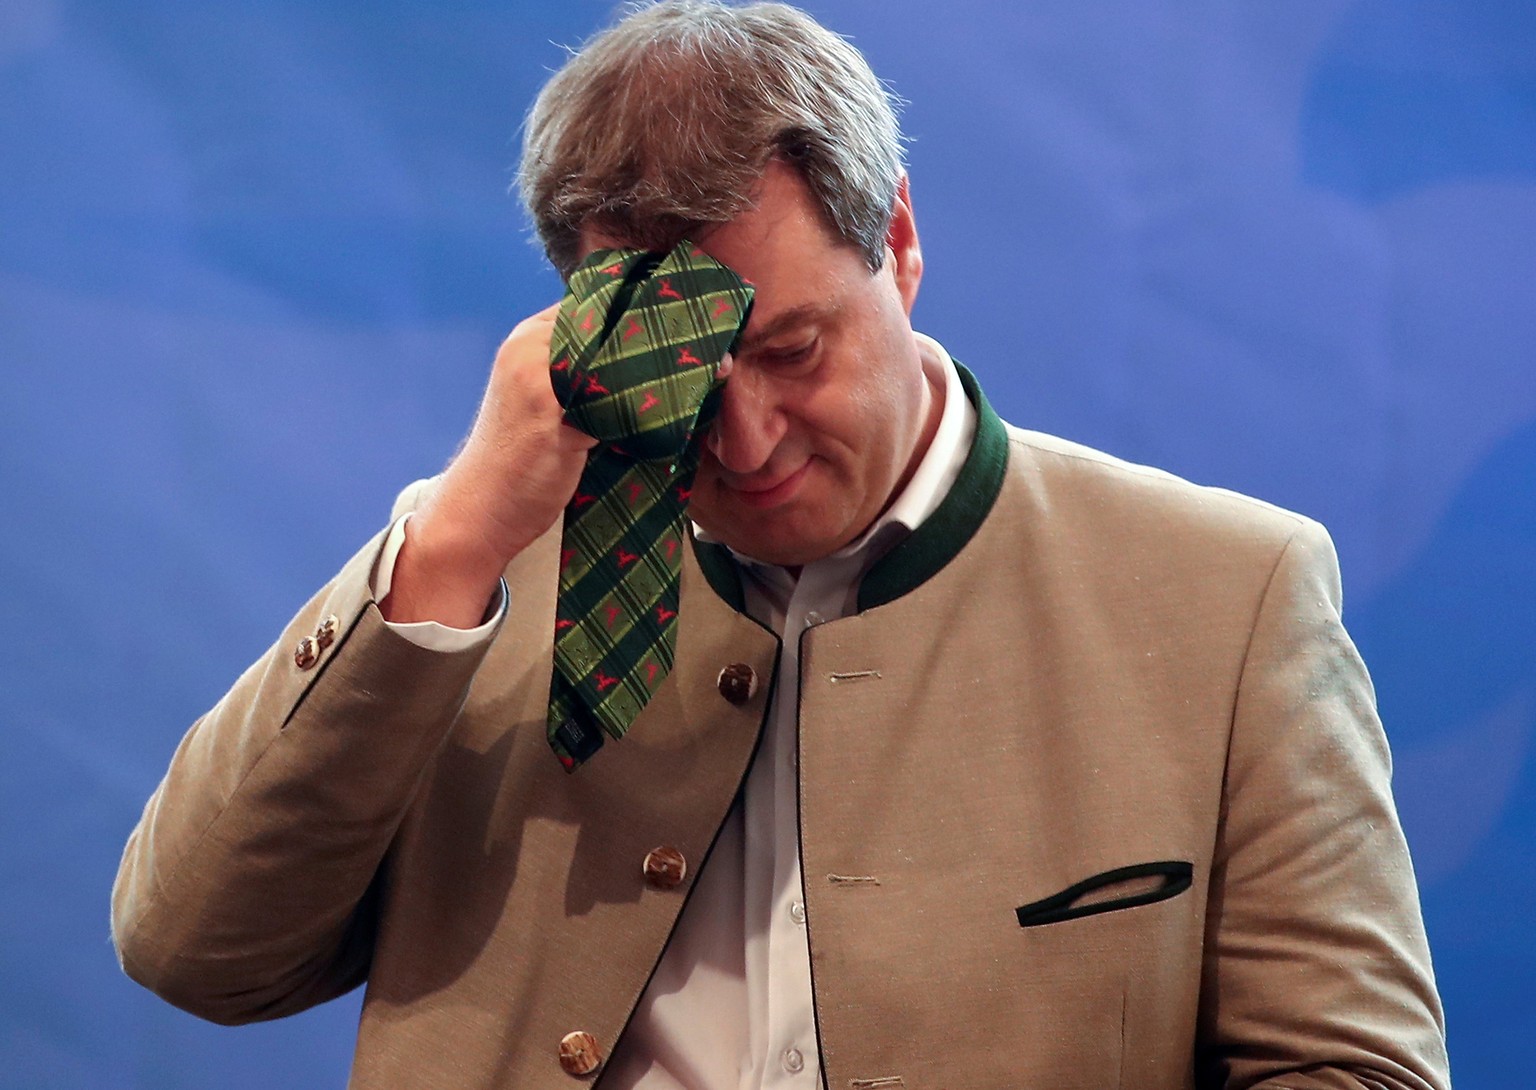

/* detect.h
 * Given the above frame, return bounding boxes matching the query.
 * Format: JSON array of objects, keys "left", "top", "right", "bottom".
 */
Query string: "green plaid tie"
[{"left": 546, "top": 242, "right": 753, "bottom": 771}]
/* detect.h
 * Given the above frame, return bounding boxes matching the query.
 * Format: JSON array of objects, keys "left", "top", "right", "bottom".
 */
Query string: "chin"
[{"left": 694, "top": 493, "right": 860, "bottom": 567}]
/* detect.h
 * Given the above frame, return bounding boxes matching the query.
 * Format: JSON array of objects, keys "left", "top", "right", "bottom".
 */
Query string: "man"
[{"left": 112, "top": 3, "right": 1451, "bottom": 1088}]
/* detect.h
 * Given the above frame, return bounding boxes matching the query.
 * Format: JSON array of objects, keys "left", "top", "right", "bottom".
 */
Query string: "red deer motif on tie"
[{"left": 544, "top": 242, "right": 754, "bottom": 770}]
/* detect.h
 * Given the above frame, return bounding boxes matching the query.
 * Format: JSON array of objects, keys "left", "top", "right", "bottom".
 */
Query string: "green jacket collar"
[{"left": 856, "top": 363, "right": 1008, "bottom": 610}]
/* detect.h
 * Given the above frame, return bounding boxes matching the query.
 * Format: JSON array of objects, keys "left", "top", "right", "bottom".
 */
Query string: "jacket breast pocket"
[{"left": 1015, "top": 860, "right": 1193, "bottom": 928}]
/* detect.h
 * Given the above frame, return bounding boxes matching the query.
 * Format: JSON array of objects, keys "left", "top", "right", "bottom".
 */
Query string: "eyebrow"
[{"left": 736, "top": 302, "right": 838, "bottom": 353}]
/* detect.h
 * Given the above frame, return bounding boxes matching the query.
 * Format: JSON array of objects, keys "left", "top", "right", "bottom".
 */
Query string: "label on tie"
[{"left": 552, "top": 714, "right": 605, "bottom": 765}]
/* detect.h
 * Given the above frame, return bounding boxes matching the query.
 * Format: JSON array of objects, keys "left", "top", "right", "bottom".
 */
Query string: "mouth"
[{"left": 725, "top": 461, "right": 811, "bottom": 509}]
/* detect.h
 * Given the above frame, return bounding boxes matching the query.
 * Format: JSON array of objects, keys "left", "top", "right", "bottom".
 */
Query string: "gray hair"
[{"left": 518, "top": 0, "right": 905, "bottom": 279}]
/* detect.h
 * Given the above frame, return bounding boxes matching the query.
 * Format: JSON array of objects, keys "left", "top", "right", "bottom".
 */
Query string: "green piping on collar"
[
  {"left": 689, "top": 360, "right": 1008, "bottom": 614},
  {"left": 857, "top": 361, "right": 1007, "bottom": 611}
]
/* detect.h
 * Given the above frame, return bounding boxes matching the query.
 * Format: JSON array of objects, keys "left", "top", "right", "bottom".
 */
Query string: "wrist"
[{"left": 380, "top": 505, "right": 510, "bottom": 627}]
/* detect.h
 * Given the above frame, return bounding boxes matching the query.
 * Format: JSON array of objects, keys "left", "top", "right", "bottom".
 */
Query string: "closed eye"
[{"left": 757, "top": 339, "right": 818, "bottom": 368}]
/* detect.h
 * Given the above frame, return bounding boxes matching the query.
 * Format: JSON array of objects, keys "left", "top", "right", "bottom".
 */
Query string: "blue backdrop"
[{"left": 2, "top": 1, "right": 1532, "bottom": 1086}]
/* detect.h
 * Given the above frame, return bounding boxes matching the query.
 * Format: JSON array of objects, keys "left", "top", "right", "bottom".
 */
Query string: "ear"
[{"left": 885, "top": 174, "right": 923, "bottom": 315}]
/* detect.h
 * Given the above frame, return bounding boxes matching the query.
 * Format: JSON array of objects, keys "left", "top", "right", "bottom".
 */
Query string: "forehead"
[{"left": 693, "top": 167, "right": 827, "bottom": 272}]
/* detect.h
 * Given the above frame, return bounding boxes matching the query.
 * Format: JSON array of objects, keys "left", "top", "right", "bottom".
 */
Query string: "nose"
[{"left": 706, "top": 359, "right": 785, "bottom": 475}]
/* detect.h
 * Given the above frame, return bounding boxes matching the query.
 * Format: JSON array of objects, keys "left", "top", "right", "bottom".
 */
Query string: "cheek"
[{"left": 849, "top": 363, "right": 919, "bottom": 463}]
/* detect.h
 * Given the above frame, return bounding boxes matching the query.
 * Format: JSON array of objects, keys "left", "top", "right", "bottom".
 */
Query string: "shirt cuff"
[{"left": 373, "top": 513, "right": 507, "bottom": 652}]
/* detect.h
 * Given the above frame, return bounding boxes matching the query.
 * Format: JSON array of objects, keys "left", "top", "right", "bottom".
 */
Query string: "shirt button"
[
  {"left": 789, "top": 900, "right": 806, "bottom": 925},
  {"left": 782, "top": 1047, "right": 805, "bottom": 1074}
]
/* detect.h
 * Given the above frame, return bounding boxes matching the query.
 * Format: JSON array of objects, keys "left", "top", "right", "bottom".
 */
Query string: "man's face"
[{"left": 583, "top": 162, "right": 936, "bottom": 567}]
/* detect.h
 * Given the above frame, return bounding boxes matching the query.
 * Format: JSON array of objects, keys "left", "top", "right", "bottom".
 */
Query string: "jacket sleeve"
[
  {"left": 111, "top": 483, "right": 497, "bottom": 1025},
  {"left": 1197, "top": 518, "right": 1451, "bottom": 1089}
]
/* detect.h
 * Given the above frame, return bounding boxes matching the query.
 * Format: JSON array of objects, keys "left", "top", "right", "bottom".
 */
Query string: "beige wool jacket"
[{"left": 113, "top": 371, "right": 1450, "bottom": 1090}]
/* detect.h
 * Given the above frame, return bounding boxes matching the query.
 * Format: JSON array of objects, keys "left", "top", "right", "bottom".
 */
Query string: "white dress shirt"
[{"left": 375, "top": 335, "right": 975, "bottom": 1089}]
